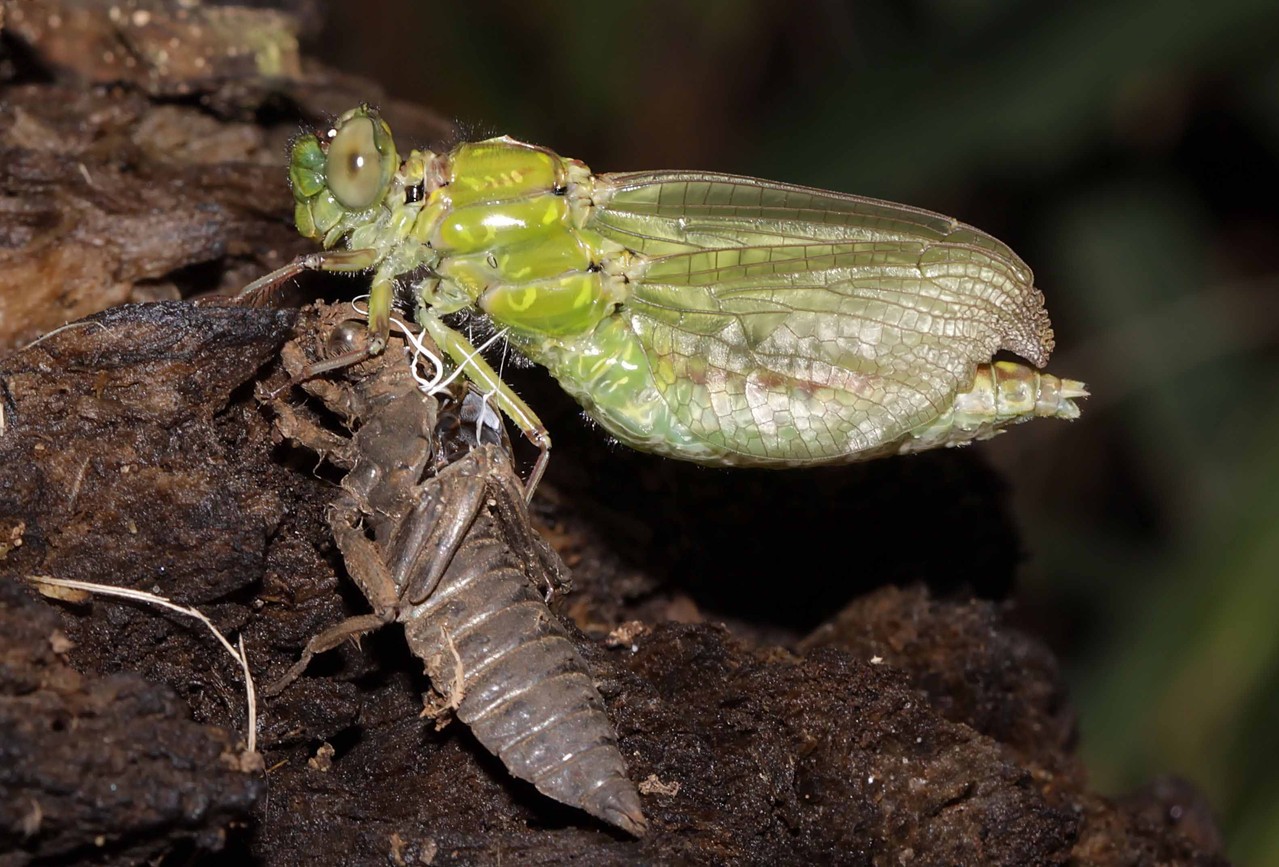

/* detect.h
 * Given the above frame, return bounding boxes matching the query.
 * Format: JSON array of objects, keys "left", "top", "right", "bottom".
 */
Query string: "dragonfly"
[{"left": 241, "top": 105, "right": 1086, "bottom": 493}]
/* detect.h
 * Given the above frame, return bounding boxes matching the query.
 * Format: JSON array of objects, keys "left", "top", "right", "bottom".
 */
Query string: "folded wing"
[{"left": 585, "top": 172, "right": 1055, "bottom": 463}]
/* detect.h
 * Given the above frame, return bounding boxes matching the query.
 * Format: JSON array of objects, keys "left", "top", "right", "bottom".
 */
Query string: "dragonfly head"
[{"left": 288, "top": 105, "right": 399, "bottom": 242}]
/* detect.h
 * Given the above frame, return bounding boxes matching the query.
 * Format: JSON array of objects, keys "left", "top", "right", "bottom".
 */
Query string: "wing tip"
[{"left": 1004, "top": 284, "right": 1056, "bottom": 368}]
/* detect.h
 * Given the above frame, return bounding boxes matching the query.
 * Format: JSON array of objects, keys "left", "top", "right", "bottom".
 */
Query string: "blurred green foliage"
[{"left": 318, "top": 0, "right": 1279, "bottom": 860}]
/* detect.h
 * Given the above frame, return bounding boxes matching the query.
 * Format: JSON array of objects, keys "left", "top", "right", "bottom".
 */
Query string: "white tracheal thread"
[
  {"left": 349, "top": 296, "right": 446, "bottom": 394},
  {"left": 428, "top": 327, "right": 511, "bottom": 395},
  {"left": 349, "top": 297, "right": 505, "bottom": 445},
  {"left": 474, "top": 389, "right": 497, "bottom": 448}
]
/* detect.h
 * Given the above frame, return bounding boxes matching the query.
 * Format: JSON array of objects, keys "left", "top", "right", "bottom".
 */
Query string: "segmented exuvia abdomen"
[{"left": 401, "top": 517, "right": 645, "bottom": 836}]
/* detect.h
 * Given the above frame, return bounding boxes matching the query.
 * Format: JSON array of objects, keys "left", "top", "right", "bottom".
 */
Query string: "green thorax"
[
  {"left": 288, "top": 117, "right": 629, "bottom": 345},
  {"left": 414, "top": 138, "right": 629, "bottom": 341}
]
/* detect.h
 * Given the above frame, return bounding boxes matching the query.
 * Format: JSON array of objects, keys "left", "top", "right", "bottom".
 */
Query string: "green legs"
[
  {"left": 419, "top": 313, "right": 552, "bottom": 498},
  {"left": 238, "top": 248, "right": 551, "bottom": 496},
  {"left": 238, "top": 248, "right": 383, "bottom": 327}
]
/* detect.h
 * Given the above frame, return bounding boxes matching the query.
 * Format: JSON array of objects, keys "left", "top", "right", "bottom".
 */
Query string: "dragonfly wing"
[{"left": 585, "top": 172, "right": 1055, "bottom": 463}]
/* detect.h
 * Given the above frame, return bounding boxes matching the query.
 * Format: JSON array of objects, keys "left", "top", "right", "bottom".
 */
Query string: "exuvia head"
[{"left": 288, "top": 105, "right": 399, "bottom": 242}]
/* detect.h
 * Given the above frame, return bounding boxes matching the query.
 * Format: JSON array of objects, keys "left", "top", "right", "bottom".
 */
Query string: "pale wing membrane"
[{"left": 587, "top": 172, "right": 1056, "bottom": 463}]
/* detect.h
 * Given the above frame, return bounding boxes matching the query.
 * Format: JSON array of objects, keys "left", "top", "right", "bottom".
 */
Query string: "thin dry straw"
[{"left": 26, "top": 574, "right": 258, "bottom": 756}]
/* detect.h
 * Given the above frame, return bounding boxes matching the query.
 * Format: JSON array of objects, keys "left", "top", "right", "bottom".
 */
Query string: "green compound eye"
[{"left": 326, "top": 116, "right": 386, "bottom": 209}]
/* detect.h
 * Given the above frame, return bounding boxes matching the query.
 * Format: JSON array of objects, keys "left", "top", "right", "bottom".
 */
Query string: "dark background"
[{"left": 207, "top": 0, "right": 1279, "bottom": 860}]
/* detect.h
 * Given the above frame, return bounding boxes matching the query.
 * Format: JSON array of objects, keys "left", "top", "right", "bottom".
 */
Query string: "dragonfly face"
[
  {"left": 289, "top": 107, "right": 400, "bottom": 243},
  {"left": 257, "top": 104, "right": 1085, "bottom": 482}
]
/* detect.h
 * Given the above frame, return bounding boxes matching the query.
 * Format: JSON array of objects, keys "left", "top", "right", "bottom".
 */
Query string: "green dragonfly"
[{"left": 242, "top": 105, "right": 1085, "bottom": 492}]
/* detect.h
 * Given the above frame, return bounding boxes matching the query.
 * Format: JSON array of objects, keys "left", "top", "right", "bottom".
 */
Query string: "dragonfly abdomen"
[{"left": 899, "top": 361, "right": 1088, "bottom": 453}]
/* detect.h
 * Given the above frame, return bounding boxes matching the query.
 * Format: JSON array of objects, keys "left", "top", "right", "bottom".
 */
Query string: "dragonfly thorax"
[{"left": 402, "top": 137, "right": 630, "bottom": 342}]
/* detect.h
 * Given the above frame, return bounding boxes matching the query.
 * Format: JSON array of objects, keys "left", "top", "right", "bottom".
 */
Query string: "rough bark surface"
[{"left": 0, "top": 3, "right": 1229, "bottom": 865}]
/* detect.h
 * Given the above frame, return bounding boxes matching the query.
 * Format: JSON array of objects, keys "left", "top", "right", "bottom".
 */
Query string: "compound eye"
[
  {"left": 326, "top": 117, "right": 385, "bottom": 209},
  {"left": 326, "top": 320, "right": 368, "bottom": 357}
]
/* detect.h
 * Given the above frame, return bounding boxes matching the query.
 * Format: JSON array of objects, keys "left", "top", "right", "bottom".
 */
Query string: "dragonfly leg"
[
  {"left": 263, "top": 340, "right": 378, "bottom": 400},
  {"left": 267, "top": 273, "right": 396, "bottom": 393},
  {"left": 263, "top": 612, "right": 390, "bottom": 696},
  {"left": 395, "top": 459, "right": 489, "bottom": 605},
  {"left": 525, "top": 446, "right": 550, "bottom": 503},
  {"left": 236, "top": 248, "right": 381, "bottom": 309},
  {"left": 267, "top": 488, "right": 403, "bottom": 696},
  {"left": 418, "top": 314, "right": 552, "bottom": 500},
  {"left": 365, "top": 272, "right": 394, "bottom": 354},
  {"left": 470, "top": 445, "right": 570, "bottom": 603}
]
